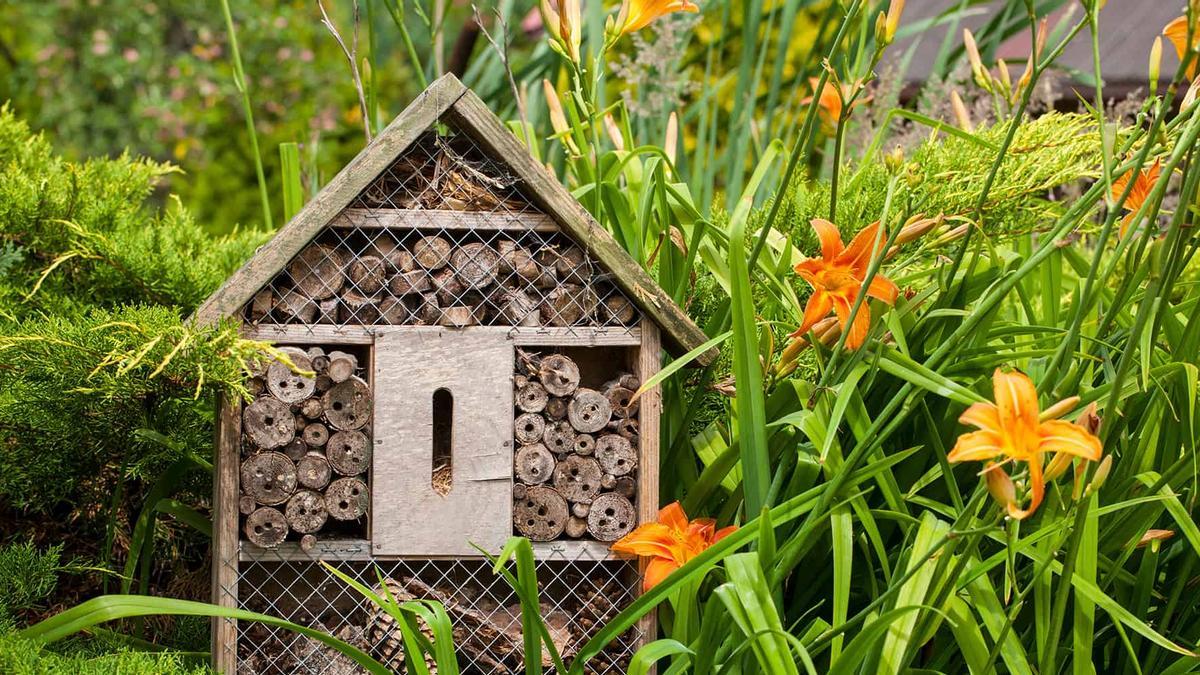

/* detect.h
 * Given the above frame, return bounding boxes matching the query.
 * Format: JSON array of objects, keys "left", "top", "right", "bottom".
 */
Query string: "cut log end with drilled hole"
[
  {"left": 296, "top": 452, "right": 332, "bottom": 490},
  {"left": 552, "top": 455, "right": 603, "bottom": 504},
  {"left": 544, "top": 397, "right": 568, "bottom": 420},
  {"left": 243, "top": 397, "right": 296, "bottom": 450},
  {"left": 240, "top": 451, "right": 298, "bottom": 506},
  {"left": 302, "top": 422, "right": 330, "bottom": 447},
  {"left": 538, "top": 354, "right": 580, "bottom": 397},
  {"left": 568, "top": 388, "right": 612, "bottom": 434},
  {"left": 516, "top": 382, "right": 548, "bottom": 413},
  {"left": 451, "top": 242, "right": 499, "bottom": 288},
  {"left": 285, "top": 490, "right": 329, "bottom": 534},
  {"left": 413, "top": 235, "right": 453, "bottom": 269},
  {"left": 244, "top": 507, "right": 289, "bottom": 548},
  {"left": 347, "top": 255, "right": 387, "bottom": 295},
  {"left": 267, "top": 350, "right": 315, "bottom": 403},
  {"left": 596, "top": 434, "right": 637, "bottom": 477},
  {"left": 542, "top": 420, "right": 576, "bottom": 455},
  {"left": 322, "top": 376, "right": 372, "bottom": 431},
  {"left": 514, "top": 413, "right": 547, "bottom": 445},
  {"left": 325, "top": 477, "right": 369, "bottom": 521},
  {"left": 326, "top": 351, "right": 359, "bottom": 383},
  {"left": 513, "top": 486, "right": 568, "bottom": 541},
  {"left": 514, "top": 443, "right": 556, "bottom": 485},
  {"left": 587, "top": 493, "right": 636, "bottom": 541},
  {"left": 573, "top": 433, "right": 595, "bottom": 456},
  {"left": 288, "top": 244, "right": 345, "bottom": 300},
  {"left": 327, "top": 430, "right": 371, "bottom": 476}
]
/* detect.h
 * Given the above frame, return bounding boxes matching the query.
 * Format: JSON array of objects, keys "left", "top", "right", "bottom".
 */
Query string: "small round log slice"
[
  {"left": 287, "top": 244, "right": 345, "bottom": 300},
  {"left": 389, "top": 270, "right": 433, "bottom": 296},
  {"left": 451, "top": 243, "right": 499, "bottom": 288},
  {"left": 439, "top": 305, "right": 479, "bottom": 327},
  {"left": 567, "top": 388, "right": 612, "bottom": 433},
  {"left": 413, "top": 235, "right": 453, "bottom": 269},
  {"left": 573, "top": 433, "right": 596, "bottom": 456},
  {"left": 544, "top": 397, "right": 568, "bottom": 420},
  {"left": 498, "top": 241, "right": 539, "bottom": 281},
  {"left": 412, "top": 293, "right": 441, "bottom": 324},
  {"left": 538, "top": 354, "right": 580, "bottom": 397},
  {"left": 571, "top": 502, "right": 591, "bottom": 518},
  {"left": 516, "top": 382, "right": 548, "bottom": 413},
  {"left": 496, "top": 288, "right": 539, "bottom": 326},
  {"left": 512, "top": 483, "right": 528, "bottom": 500},
  {"left": 348, "top": 255, "right": 387, "bottom": 294},
  {"left": 322, "top": 377, "right": 372, "bottom": 431},
  {"left": 276, "top": 290, "right": 318, "bottom": 323},
  {"left": 604, "top": 386, "right": 639, "bottom": 419},
  {"left": 296, "top": 452, "right": 332, "bottom": 490},
  {"left": 542, "top": 420, "right": 576, "bottom": 455},
  {"left": 614, "top": 475, "right": 637, "bottom": 499},
  {"left": 365, "top": 238, "right": 414, "bottom": 273},
  {"left": 300, "top": 398, "right": 324, "bottom": 419},
  {"left": 611, "top": 417, "right": 639, "bottom": 439},
  {"left": 601, "top": 295, "right": 637, "bottom": 325},
  {"left": 596, "top": 434, "right": 637, "bottom": 476},
  {"left": 513, "top": 486, "right": 568, "bottom": 541},
  {"left": 514, "top": 413, "right": 546, "bottom": 445},
  {"left": 378, "top": 297, "right": 409, "bottom": 324},
  {"left": 565, "top": 516, "right": 588, "bottom": 538},
  {"left": 243, "top": 397, "right": 296, "bottom": 450},
  {"left": 285, "top": 490, "right": 329, "bottom": 534},
  {"left": 552, "top": 455, "right": 602, "bottom": 504},
  {"left": 553, "top": 246, "right": 591, "bottom": 281},
  {"left": 340, "top": 291, "right": 380, "bottom": 324},
  {"left": 431, "top": 268, "right": 466, "bottom": 307},
  {"left": 241, "top": 451, "right": 298, "bottom": 506},
  {"left": 267, "top": 351, "right": 316, "bottom": 403},
  {"left": 248, "top": 289, "right": 274, "bottom": 322},
  {"left": 283, "top": 438, "right": 309, "bottom": 461},
  {"left": 327, "top": 430, "right": 371, "bottom": 476},
  {"left": 541, "top": 284, "right": 599, "bottom": 326},
  {"left": 239, "top": 495, "right": 258, "bottom": 515},
  {"left": 514, "top": 444, "right": 555, "bottom": 485},
  {"left": 300, "top": 534, "right": 318, "bottom": 552},
  {"left": 587, "top": 493, "right": 636, "bottom": 541},
  {"left": 244, "top": 507, "right": 289, "bottom": 548},
  {"left": 325, "top": 477, "right": 369, "bottom": 521},
  {"left": 326, "top": 351, "right": 359, "bottom": 383},
  {"left": 302, "top": 422, "right": 330, "bottom": 447}
]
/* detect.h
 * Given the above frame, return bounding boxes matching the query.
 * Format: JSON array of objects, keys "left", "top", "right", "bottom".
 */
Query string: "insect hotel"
[{"left": 194, "top": 75, "right": 714, "bottom": 674}]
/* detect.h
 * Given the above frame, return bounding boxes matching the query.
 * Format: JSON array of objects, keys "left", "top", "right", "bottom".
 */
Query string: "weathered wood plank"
[
  {"left": 506, "top": 326, "right": 641, "bottom": 346},
  {"left": 372, "top": 328, "right": 513, "bottom": 556},
  {"left": 333, "top": 207, "right": 557, "bottom": 232},
  {"left": 240, "top": 538, "right": 372, "bottom": 562},
  {"left": 241, "top": 324, "right": 376, "bottom": 344},
  {"left": 211, "top": 394, "right": 241, "bottom": 674},
  {"left": 241, "top": 324, "right": 641, "bottom": 347},
  {"left": 443, "top": 88, "right": 717, "bottom": 366},
  {"left": 635, "top": 320, "right": 662, "bottom": 654},
  {"left": 191, "top": 74, "right": 468, "bottom": 326}
]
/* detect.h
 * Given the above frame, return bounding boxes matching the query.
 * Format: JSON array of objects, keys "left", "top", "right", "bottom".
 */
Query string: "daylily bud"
[
  {"left": 905, "top": 164, "right": 923, "bottom": 189},
  {"left": 603, "top": 114, "right": 625, "bottom": 152},
  {"left": 963, "top": 29, "right": 991, "bottom": 90},
  {"left": 883, "top": 145, "right": 905, "bottom": 174},
  {"left": 1184, "top": 75, "right": 1200, "bottom": 109},
  {"left": 1075, "top": 401, "right": 1101, "bottom": 435},
  {"left": 710, "top": 376, "right": 736, "bottom": 398},
  {"left": 542, "top": 79, "right": 580, "bottom": 154},
  {"left": 874, "top": 11, "right": 889, "bottom": 47},
  {"left": 895, "top": 214, "right": 940, "bottom": 245},
  {"left": 996, "top": 58, "right": 1012, "bottom": 96},
  {"left": 1040, "top": 395, "right": 1081, "bottom": 422},
  {"left": 1043, "top": 451, "right": 1074, "bottom": 481},
  {"left": 950, "top": 90, "right": 973, "bottom": 131},
  {"left": 538, "top": 0, "right": 562, "bottom": 42},
  {"left": 1085, "top": 454, "right": 1113, "bottom": 496},
  {"left": 934, "top": 223, "right": 970, "bottom": 245},
  {"left": 885, "top": 0, "right": 905, "bottom": 43},
  {"left": 984, "top": 465, "right": 1016, "bottom": 511},
  {"left": 560, "top": 0, "right": 581, "bottom": 62},
  {"left": 1137, "top": 529, "right": 1174, "bottom": 550},
  {"left": 1149, "top": 36, "right": 1163, "bottom": 96},
  {"left": 664, "top": 112, "right": 679, "bottom": 166}
]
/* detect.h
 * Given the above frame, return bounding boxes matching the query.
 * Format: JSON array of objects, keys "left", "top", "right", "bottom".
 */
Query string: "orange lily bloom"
[
  {"left": 1164, "top": 16, "right": 1198, "bottom": 78},
  {"left": 949, "top": 369, "right": 1103, "bottom": 520},
  {"left": 1110, "top": 159, "right": 1161, "bottom": 237},
  {"left": 800, "top": 78, "right": 870, "bottom": 131},
  {"left": 611, "top": 501, "right": 736, "bottom": 590},
  {"left": 616, "top": 0, "right": 699, "bottom": 35},
  {"left": 790, "top": 219, "right": 898, "bottom": 350}
]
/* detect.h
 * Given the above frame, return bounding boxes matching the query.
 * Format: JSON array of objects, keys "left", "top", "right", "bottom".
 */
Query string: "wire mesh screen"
[
  {"left": 242, "top": 130, "right": 640, "bottom": 332},
  {"left": 232, "top": 554, "right": 641, "bottom": 674}
]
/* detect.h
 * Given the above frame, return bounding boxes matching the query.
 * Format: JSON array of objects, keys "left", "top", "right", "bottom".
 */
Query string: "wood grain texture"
[
  {"left": 635, "top": 320, "right": 662, "bottom": 652},
  {"left": 372, "top": 327, "right": 513, "bottom": 556},
  {"left": 211, "top": 393, "right": 241, "bottom": 674},
  {"left": 333, "top": 207, "right": 557, "bottom": 232},
  {"left": 191, "top": 74, "right": 467, "bottom": 326},
  {"left": 442, "top": 88, "right": 716, "bottom": 366}
]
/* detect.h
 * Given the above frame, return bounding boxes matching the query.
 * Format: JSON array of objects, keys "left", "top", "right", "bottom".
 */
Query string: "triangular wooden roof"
[{"left": 193, "top": 74, "right": 715, "bottom": 365}]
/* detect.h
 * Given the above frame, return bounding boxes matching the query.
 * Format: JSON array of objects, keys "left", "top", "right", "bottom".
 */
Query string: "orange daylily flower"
[
  {"left": 949, "top": 369, "right": 1103, "bottom": 520},
  {"left": 616, "top": 0, "right": 699, "bottom": 35},
  {"left": 790, "top": 219, "right": 898, "bottom": 350},
  {"left": 611, "top": 501, "right": 736, "bottom": 590},
  {"left": 1164, "top": 16, "right": 1198, "bottom": 79},
  {"left": 1110, "top": 159, "right": 1161, "bottom": 237},
  {"left": 801, "top": 78, "right": 870, "bottom": 131}
]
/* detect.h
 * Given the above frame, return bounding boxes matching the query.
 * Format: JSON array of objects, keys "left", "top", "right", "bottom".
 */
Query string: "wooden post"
[
  {"left": 635, "top": 319, "right": 662, "bottom": 659},
  {"left": 212, "top": 393, "right": 241, "bottom": 674}
]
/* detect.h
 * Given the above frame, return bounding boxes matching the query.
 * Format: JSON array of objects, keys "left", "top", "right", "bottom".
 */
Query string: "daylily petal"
[
  {"left": 832, "top": 295, "right": 871, "bottom": 350},
  {"left": 1008, "top": 454, "right": 1046, "bottom": 521},
  {"left": 948, "top": 430, "right": 1006, "bottom": 463},
  {"left": 793, "top": 258, "right": 824, "bottom": 285},
  {"left": 838, "top": 221, "right": 886, "bottom": 271},
  {"left": 959, "top": 402, "right": 1002, "bottom": 434},
  {"left": 1037, "top": 419, "right": 1103, "bottom": 461},
  {"left": 1119, "top": 212, "right": 1137, "bottom": 239},
  {"left": 865, "top": 274, "right": 899, "bottom": 304},
  {"left": 611, "top": 523, "right": 676, "bottom": 558},
  {"left": 796, "top": 291, "right": 833, "bottom": 337},
  {"left": 992, "top": 368, "right": 1039, "bottom": 432},
  {"left": 643, "top": 557, "right": 678, "bottom": 590},
  {"left": 713, "top": 525, "right": 738, "bottom": 543},
  {"left": 658, "top": 502, "right": 689, "bottom": 533},
  {"left": 810, "top": 218, "right": 844, "bottom": 259}
]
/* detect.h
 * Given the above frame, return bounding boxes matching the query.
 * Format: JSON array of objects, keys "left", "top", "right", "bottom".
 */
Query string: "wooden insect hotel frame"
[{"left": 194, "top": 74, "right": 714, "bottom": 674}]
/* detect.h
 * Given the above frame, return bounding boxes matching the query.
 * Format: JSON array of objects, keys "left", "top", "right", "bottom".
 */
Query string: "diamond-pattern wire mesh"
[
  {"left": 243, "top": 129, "right": 640, "bottom": 332},
  {"left": 229, "top": 553, "right": 641, "bottom": 674}
]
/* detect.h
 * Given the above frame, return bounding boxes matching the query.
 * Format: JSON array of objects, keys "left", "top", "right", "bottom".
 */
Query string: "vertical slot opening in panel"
[{"left": 432, "top": 387, "right": 453, "bottom": 496}]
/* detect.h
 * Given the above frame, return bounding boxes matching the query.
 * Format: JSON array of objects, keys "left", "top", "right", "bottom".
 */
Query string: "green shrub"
[
  {"left": 0, "top": 542, "right": 63, "bottom": 624},
  {"left": 0, "top": 632, "right": 210, "bottom": 675}
]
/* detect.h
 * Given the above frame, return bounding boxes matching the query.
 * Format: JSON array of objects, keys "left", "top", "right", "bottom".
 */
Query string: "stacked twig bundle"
[
  {"left": 511, "top": 350, "right": 639, "bottom": 542},
  {"left": 240, "top": 346, "right": 371, "bottom": 548}
]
